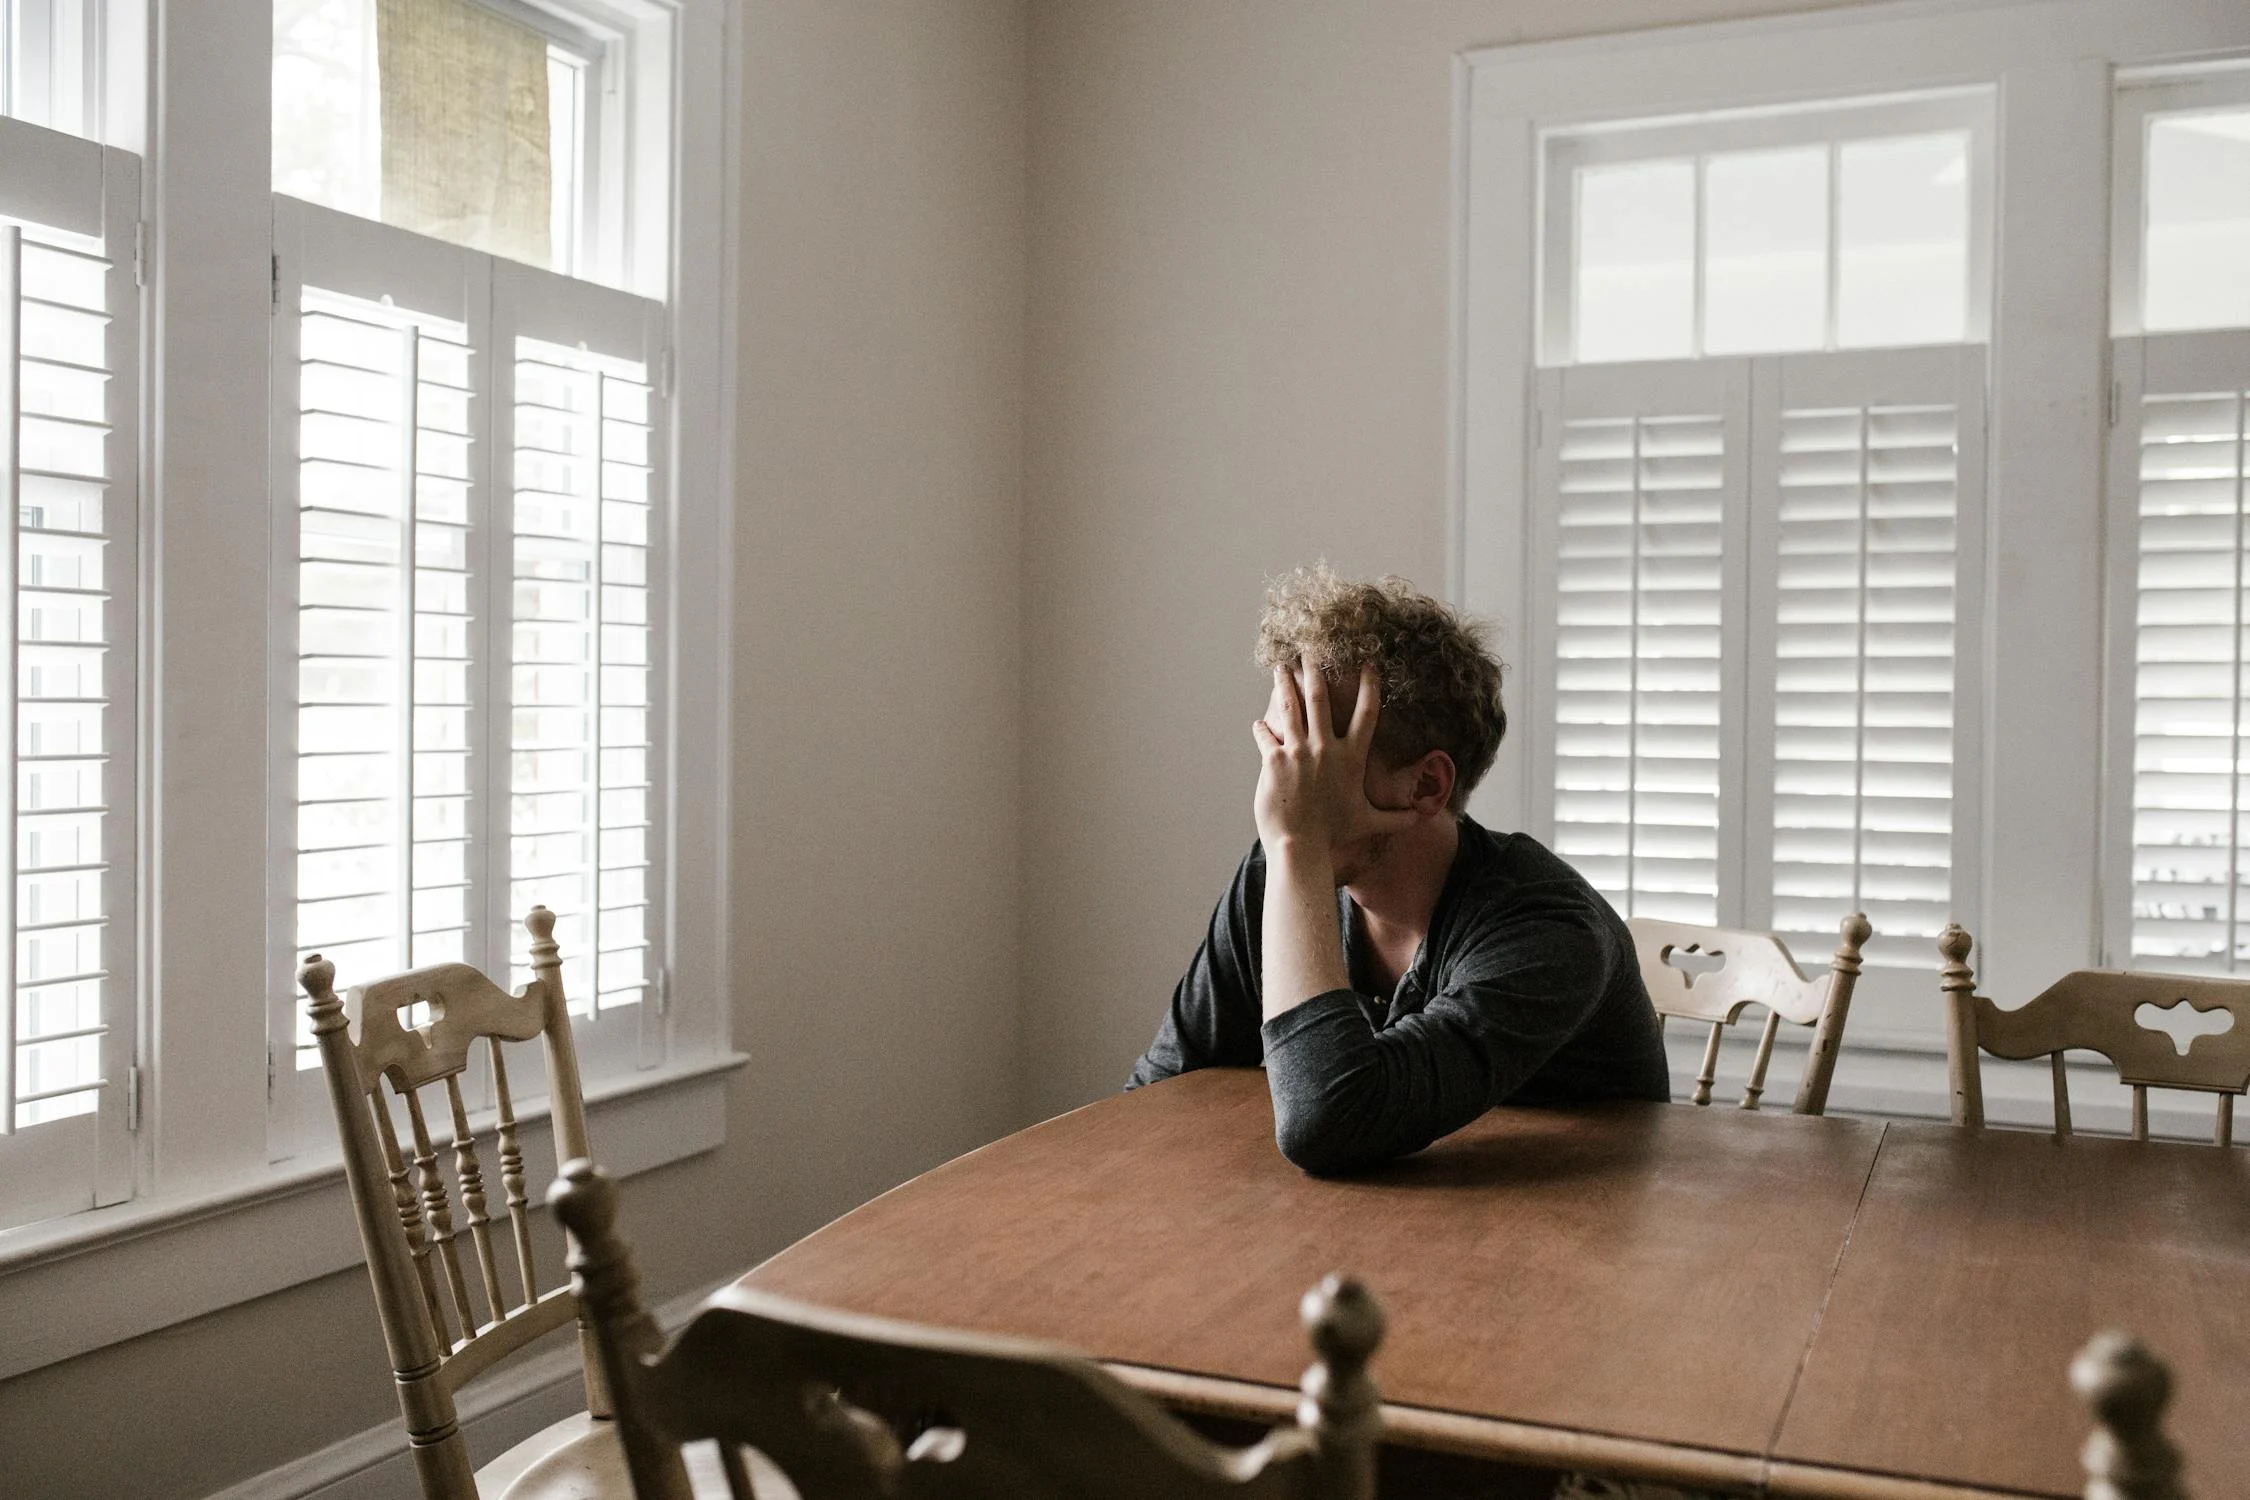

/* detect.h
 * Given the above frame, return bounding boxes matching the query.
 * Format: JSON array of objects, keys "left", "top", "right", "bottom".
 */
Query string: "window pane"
[
  {"left": 1836, "top": 132, "right": 1968, "bottom": 349},
  {"left": 1575, "top": 160, "right": 1694, "bottom": 365},
  {"left": 1703, "top": 146, "right": 1828, "bottom": 355},
  {"left": 274, "top": 0, "right": 564, "bottom": 271},
  {"left": 4, "top": 0, "right": 93, "bottom": 138},
  {"left": 2144, "top": 110, "right": 2250, "bottom": 334}
]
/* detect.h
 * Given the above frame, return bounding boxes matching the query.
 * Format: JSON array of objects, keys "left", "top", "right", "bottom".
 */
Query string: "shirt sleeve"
[
  {"left": 1259, "top": 897, "right": 1622, "bottom": 1173},
  {"left": 1127, "top": 845, "right": 1270, "bottom": 1088}
]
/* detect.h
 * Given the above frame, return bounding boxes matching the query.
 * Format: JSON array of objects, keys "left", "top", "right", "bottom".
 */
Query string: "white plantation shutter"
[
  {"left": 270, "top": 204, "right": 668, "bottom": 1140},
  {"left": 0, "top": 123, "right": 137, "bottom": 1230},
  {"left": 1756, "top": 348, "right": 1985, "bottom": 976},
  {"left": 495, "top": 262, "right": 665, "bottom": 1063},
  {"left": 2108, "top": 332, "right": 2250, "bottom": 972},
  {"left": 1535, "top": 363, "right": 1746, "bottom": 926},
  {"left": 1533, "top": 349, "right": 1984, "bottom": 1035}
]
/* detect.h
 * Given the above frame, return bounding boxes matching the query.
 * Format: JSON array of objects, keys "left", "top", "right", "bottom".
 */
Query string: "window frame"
[
  {"left": 0, "top": 0, "right": 738, "bottom": 1379},
  {"left": 1459, "top": 0, "right": 2250, "bottom": 1121}
]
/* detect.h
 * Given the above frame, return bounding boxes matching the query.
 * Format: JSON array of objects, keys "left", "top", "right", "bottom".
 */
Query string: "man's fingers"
[
  {"left": 1348, "top": 663, "right": 1382, "bottom": 745},
  {"left": 1272, "top": 664, "right": 1307, "bottom": 745},
  {"left": 1251, "top": 719, "right": 1281, "bottom": 753},
  {"left": 1300, "top": 662, "right": 1333, "bottom": 747}
]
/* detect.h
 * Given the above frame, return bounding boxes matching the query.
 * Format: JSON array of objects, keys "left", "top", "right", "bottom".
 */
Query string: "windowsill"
[{"left": 0, "top": 1048, "right": 746, "bottom": 1382}]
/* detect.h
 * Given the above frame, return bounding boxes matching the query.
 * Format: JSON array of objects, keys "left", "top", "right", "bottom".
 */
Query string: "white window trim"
[
  {"left": 0, "top": 0, "right": 740, "bottom": 1373},
  {"left": 1457, "top": 0, "right": 2250, "bottom": 1082}
]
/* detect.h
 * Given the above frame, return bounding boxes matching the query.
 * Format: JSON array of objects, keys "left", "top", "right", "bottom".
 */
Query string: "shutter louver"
[
  {"left": 1552, "top": 412, "right": 1726, "bottom": 923},
  {"left": 5, "top": 222, "right": 123, "bottom": 1129},
  {"left": 291, "top": 288, "right": 477, "bottom": 1061},
  {"left": 508, "top": 337, "right": 653, "bottom": 1016},
  {"left": 1772, "top": 401, "right": 1957, "bottom": 967},
  {"left": 2129, "top": 389, "right": 2248, "bottom": 972}
]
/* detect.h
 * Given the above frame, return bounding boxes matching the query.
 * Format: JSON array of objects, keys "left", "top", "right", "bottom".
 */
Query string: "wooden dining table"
[{"left": 737, "top": 1068, "right": 2250, "bottom": 1498}]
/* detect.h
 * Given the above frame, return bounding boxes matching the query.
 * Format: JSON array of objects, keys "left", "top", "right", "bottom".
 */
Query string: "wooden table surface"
[{"left": 739, "top": 1069, "right": 2250, "bottom": 1498}]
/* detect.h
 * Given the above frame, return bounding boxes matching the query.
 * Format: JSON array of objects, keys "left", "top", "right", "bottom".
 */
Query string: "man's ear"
[{"left": 1411, "top": 751, "right": 1457, "bottom": 814}]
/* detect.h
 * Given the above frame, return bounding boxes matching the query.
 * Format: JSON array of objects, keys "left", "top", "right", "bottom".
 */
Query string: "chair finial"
[
  {"left": 1297, "top": 1273, "right": 1384, "bottom": 1475},
  {"left": 1939, "top": 923, "right": 1973, "bottom": 966},
  {"left": 550, "top": 1157, "right": 618, "bottom": 1244},
  {"left": 526, "top": 905, "right": 557, "bottom": 944},
  {"left": 2072, "top": 1330, "right": 2188, "bottom": 1500},
  {"left": 300, "top": 953, "right": 346, "bottom": 1035},
  {"left": 1840, "top": 911, "right": 1873, "bottom": 953}
]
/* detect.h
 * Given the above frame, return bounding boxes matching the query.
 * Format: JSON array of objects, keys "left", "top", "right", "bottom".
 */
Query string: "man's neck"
[{"left": 1345, "top": 813, "right": 1461, "bottom": 952}]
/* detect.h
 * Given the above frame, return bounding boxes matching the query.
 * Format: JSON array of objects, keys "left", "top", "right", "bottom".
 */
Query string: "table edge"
[{"left": 1106, "top": 1366, "right": 2057, "bottom": 1500}]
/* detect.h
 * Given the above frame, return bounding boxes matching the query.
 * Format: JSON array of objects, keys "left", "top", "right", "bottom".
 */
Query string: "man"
[{"left": 1131, "top": 565, "right": 1669, "bottom": 1173}]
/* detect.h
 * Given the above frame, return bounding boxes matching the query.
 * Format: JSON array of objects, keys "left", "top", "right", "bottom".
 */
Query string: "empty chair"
[
  {"left": 548, "top": 1159, "right": 1388, "bottom": 1500},
  {"left": 1629, "top": 912, "right": 1873, "bottom": 1114},
  {"left": 2074, "top": 1330, "right": 2192, "bottom": 1499},
  {"left": 1938, "top": 925, "right": 2250, "bottom": 1143},
  {"left": 303, "top": 907, "right": 618, "bottom": 1498}
]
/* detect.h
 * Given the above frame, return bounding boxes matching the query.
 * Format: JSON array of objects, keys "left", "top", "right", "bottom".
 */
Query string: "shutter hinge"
[
  {"left": 271, "top": 253, "right": 282, "bottom": 312},
  {"left": 1532, "top": 404, "right": 1544, "bottom": 453},
  {"left": 125, "top": 1064, "right": 142, "bottom": 1134},
  {"left": 654, "top": 966, "right": 672, "bottom": 1017},
  {"left": 657, "top": 345, "right": 675, "bottom": 402},
  {"left": 267, "top": 1043, "right": 279, "bottom": 1103},
  {"left": 132, "top": 221, "right": 147, "bottom": 288},
  {"left": 2107, "top": 378, "right": 2122, "bottom": 429}
]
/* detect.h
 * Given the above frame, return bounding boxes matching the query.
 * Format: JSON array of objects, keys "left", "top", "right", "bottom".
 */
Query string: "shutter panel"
[
  {"left": 0, "top": 128, "right": 137, "bottom": 1230},
  {"left": 1538, "top": 363, "right": 1745, "bottom": 924},
  {"left": 288, "top": 287, "right": 479, "bottom": 1059},
  {"left": 1761, "top": 348, "right": 1980, "bottom": 971},
  {"left": 2115, "top": 332, "right": 2250, "bottom": 972},
  {"left": 492, "top": 262, "right": 665, "bottom": 1065}
]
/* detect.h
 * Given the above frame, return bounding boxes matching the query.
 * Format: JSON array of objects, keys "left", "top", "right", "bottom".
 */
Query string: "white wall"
[
  {"left": 1016, "top": 0, "right": 1873, "bottom": 1120},
  {"left": 0, "top": 2, "right": 1027, "bottom": 1494}
]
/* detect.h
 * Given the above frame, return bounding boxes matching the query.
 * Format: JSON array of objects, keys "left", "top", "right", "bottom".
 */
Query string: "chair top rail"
[
  {"left": 1629, "top": 917, "right": 1829, "bottom": 1027},
  {"left": 1968, "top": 968, "right": 2250, "bottom": 1094},
  {"left": 338, "top": 962, "right": 552, "bottom": 1095}
]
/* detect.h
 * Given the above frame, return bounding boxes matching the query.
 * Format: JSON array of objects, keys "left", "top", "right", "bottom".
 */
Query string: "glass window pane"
[
  {"left": 1575, "top": 159, "right": 1695, "bottom": 364},
  {"left": 2144, "top": 109, "right": 2250, "bottom": 334},
  {"left": 1836, "top": 132, "right": 1968, "bottom": 349},
  {"left": 273, "top": 0, "right": 565, "bottom": 270},
  {"left": 1703, "top": 146, "right": 1828, "bottom": 355}
]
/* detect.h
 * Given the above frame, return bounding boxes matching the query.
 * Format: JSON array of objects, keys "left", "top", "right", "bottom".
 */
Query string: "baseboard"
[{"left": 198, "top": 1280, "right": 729, "bottom": 1500}]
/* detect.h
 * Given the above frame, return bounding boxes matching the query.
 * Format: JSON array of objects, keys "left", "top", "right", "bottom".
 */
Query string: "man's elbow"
[{"left": 1272, "top": 1104, "right": 1382, "bottom": 1176}]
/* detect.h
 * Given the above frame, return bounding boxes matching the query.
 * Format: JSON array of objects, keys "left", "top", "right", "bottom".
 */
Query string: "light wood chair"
[
  {"left": 548, "top": 1158, "right": 1389, "bottom": 1500},
  {"left": 1629, "top": 913, "right": 1873, "bottom": 1114},
  {"left": 2073, "top": 1330, "right": 2191, "bottom": 1499},
  {"left": 302, "top": 906, "right": 615, "bottom": 1499},
  {"left": 1938, "top": 925, "right": 2250, "bottom": 1143}
]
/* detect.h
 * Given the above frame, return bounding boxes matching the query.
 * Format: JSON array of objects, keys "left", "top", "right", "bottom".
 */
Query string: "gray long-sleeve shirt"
[{"left": 1129, "top": 818, "right": 1670, "bottom": 1173}]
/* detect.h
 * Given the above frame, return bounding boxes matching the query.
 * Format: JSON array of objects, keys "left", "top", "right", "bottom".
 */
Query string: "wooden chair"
[
  {"left": 1938, "top": 925, "right": 2250, "bottom": 1143},
  {"left": 2074, "top": 1330, "right": 2191, "bottom": 1499},
  {"left": 302, "top": 906, "right": 614, "bottom": 1499},
  {"left": 547, "top": 1159, "right": 1389, "bottom": 1500},
  {"left": 1628, "top": 913, "right": 1873, "bottom": 1114}
]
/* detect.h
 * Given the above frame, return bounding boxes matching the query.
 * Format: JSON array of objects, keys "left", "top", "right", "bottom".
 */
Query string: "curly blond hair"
[{"left": 1254, "top": 563, "right": 1506, "bottom": 812}]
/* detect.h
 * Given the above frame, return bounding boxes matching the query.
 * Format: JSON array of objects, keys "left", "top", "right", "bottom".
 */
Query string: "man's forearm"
[{"left": 1260, "top": 838, "right": 1351, "bottom": 1021}]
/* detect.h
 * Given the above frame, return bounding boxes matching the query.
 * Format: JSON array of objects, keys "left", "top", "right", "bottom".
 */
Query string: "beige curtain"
[{"left": 377, "top": 0, "right": 552, "bottom": 268}]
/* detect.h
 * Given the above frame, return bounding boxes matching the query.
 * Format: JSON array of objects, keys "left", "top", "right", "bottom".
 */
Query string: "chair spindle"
[
  {"left": 445, "top": 1074, "right": 505, "bottom": 1327},
  {"left": 489, "top": 1037, "right": 538, "bottom": 1309},
  {"left": 373, "top": 1091, "right": 451, "bottom": 1342},
  {"left": 1741, "top": 1011, "right": 1783, "bottom": 1111},
  {"left": 1939, "top": 923, "right": 1984, "bottom": 1127},
  {"left": 2132, "top": 1085, "right": 2149, "bottom": 1143},
  {"left": 2072, "top": 1330, "right": 2189, "bottom": 1500},
  {"left": 717, "top": 1445, "right": 757, "bottom": 1500},
  {"left": 1694, "top": 1021, "right": 1724, "bottom": 1107},
  {"left": 2052, "top": 1052, "right": 2073, "bottom": 1139},
  {"left": 1297, "top": 1272, "right": 1385, "bottom": 1500},
  {"left": 2217, "top": 1094, "right": 2234, "bottom": 1149},
  {"left": 404, "top": 1085, "right": 479, "bottom": 1341}
]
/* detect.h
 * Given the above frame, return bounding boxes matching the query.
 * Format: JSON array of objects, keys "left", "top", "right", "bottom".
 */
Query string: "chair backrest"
[
  {"left": 2073, "top": 1330, "right": 2191, "bottom": 1499},
  {"left": 1938, "top": 925, "right": 2250, "bottom": 1145},
  {"left": 300, "top": 906, "right": 601, "bottom": 1500},
  {"left": 1628, "top": 912, "right": 1872, "bottom": 1114},
  {"left": 549, "top": 1161, "right": 1388, "bottom": 1500}
]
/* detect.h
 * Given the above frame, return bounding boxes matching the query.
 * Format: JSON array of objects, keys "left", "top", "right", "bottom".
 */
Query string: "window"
[
  {"left": 3, "top": 0, "right": 101, "bottom": 139},
  {"left": 2105, "top": 66, "right": 2250, "bottom": 975},
  {"left": 1465, "top": 1, "right": 2250, "bottom": 1102},
  {"left": 272, "top": 0, "right": 668, "bottom": 292},
  {"left": 1525, "top": 95, "right": 1992, "bottom": 1025},
  {"left": 0, "top": 115, "right": 137, "bottom": 1233}
]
